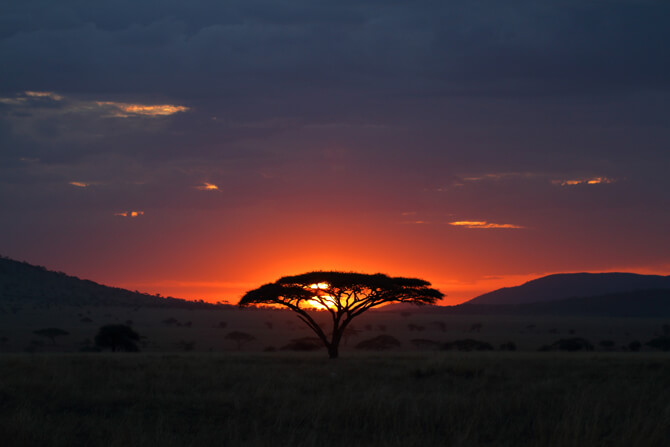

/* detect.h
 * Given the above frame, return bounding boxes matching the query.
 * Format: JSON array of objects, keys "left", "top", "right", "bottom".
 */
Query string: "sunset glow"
[{"left": 1, "top": 1, "right": 668, "bottom": 309}]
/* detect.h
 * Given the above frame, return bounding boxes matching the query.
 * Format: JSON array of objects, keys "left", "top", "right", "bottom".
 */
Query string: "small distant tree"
[
  {"left": 33, "top": 328, "right": 69, "bottom": 345},
  {"left": 94, "top": 325, "right": 141, "bottom": 352},
  {"left": 628, "top": 340, "right": 642, "bottom": 352},
  {"left": 225, "top": 331, "right": 256, "bottom": 350},
  {"left": 239, "top": 271, "right": 443, "bottom": 359}
]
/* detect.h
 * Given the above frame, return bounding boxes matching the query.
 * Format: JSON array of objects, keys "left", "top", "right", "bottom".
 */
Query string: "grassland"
[
  {"left": 2, "top": 305, "right": 668, "bottom": 353},
  {"left": 2, "top": 352, "right": 670, "bottom": 446}
]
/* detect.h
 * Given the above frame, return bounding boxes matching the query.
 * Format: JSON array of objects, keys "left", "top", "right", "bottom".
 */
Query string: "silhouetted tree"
[
  {"left": 239, "top": 271, "right": 443, "bottom": 359},
  {"left": 33, "top": 328, "right": 69, "bottom": 345},
  {"left": 225, "top": 331, "right": 256, "bottom": 350},
  {"left": 499, "top": 341, "right": 517, "bottom": 351},
  {"left": 94, "top": 324, "right": 141, "bottom": 352},
  {"left": 628, "top": 340, "right": 642, "bottom": 352}
]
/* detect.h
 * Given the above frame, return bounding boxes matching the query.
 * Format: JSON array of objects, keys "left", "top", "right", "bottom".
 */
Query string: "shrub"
[
  {"left": 355, "top": 335, "right": 402, "bottom": 351},
  {"left": 410, "top": 338, "right": 441, "bottom": 350},
  {"left": 646, "top": 336, "right": 670, "bottom": 351},
  {"left": 281, "top": 337, "right": 323, "bottom": 351},
  {"left": 441, "top": 339, "right": 493, "bottom": 352},
  {"left": 499, "top": 341, "right": 517, "bottom": 351},
  {"left": 540, "top": 338, "right": 593, "bottom": 352}
]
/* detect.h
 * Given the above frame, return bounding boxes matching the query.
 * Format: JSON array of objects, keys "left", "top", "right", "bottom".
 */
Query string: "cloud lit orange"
[{"left": 449, "top": 221, "right": 525, "bottom": 229}]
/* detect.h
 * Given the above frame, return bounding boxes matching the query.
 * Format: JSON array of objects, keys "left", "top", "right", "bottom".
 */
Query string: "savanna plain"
[{"left": 2, "top": 307, "right": 670, "bottom": 446}]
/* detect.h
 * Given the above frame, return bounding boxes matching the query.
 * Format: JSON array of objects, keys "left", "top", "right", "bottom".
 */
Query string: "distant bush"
[
  {"left": 281, "top": 337, "right": 322, "bottom": 351},
  {"left": 499, "top": 341, "right": 517, "bottom": 351},
  {"left": 94, "top": 324, "right": 141, "bottom": 352},
  {"left": 178, "top": 340, "right": 196, "bottom": 352},
  {"left": 356, "top": 335, "right": 402, "bottom": 351},
  {"left": 599, "top": 340, "right": 616, "bottom": 350},
  {"left": 225, "top": 331, "right": 256, "bottom": 350},
  {"left": 162, "top": 317, "right": 180, "bottom": 326},
  {"left": 33, "top": 328, "right": 69, "bottom": 345},
  {"left": 539, "top": 338, "right": 593, "bottom": 352},
  {"left": 410, "top": 338, "right": 441, "bottom": 350},
  {"left": 628, "top": 340, "right": 642, "bottom": 352},
  {"left": 646, "top": 336, "right": 670, "bottom": 351},
  {"left": 441, "top": 339, "right": 493, "bottom": 352},
  {"left": 79, "top": 346, "right": 102, "bottom": 352}
]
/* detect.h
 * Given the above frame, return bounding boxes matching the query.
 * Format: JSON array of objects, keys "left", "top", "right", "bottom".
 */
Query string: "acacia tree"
[
  {"left": 94, "top": 324, "right": 141, "bottom": 352},
  {"left": 239, "top": 271, "right": 444, "bottom": 359}
]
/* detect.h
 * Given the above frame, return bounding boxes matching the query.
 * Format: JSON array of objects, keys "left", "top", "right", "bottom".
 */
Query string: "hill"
[
  {"left": 0, "top": 256, "right": 221, "bottom": 308},
  {"left": 466, "top": 272, "right": 670, "bottom": 305},
  {"left": 450, "top": 289, "right": 670, "bottom": 317}
]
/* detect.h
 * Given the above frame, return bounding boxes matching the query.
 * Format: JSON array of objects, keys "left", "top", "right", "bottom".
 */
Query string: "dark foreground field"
[{"left": 2, "top": 353, "right": 670, "bottom": 446}]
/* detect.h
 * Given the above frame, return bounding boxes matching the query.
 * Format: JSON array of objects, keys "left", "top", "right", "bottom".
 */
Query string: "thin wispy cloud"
[
  {"left": 114, "top": 211, "right": 144, "bottom": 218},
  {"left": 552, "top": 177, "right": 615, "bottom": 187},
  {"left": 68, "top": 182, "right": 90, "bottom": 188},
  {"left": 449, "top": 221, "right": 525, "bottom": 229},
  {"left": 95, "top": 102, "right": 189, "bottom": 118},
  {"left": 0, "top": 91, "right": 189, "bottom": 119},
  {"left": 194, "top": 182, "right": 219, "bottom": 191}
]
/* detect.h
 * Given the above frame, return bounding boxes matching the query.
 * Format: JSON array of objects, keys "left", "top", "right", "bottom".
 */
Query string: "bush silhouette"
[
  {"left": 499, "top": 341, "right": 517, "bottom": 351},
  {"left": 410, "top": 338, "right": 441, "bottom": 350},
  {"left": 225, "top": 331, "right": 256, "bottom": 350},
  {"left": 281, "top": 337, "right": 323, "bottom": 351},
  {"left": 441, "top": 339, "right": 493, "bottom": 352},
  {"left": 94, "top": 324, "right": 141, "bottom": 352},
  {"left": 33, "top": 328, "right": 69, "bottom": 345},
  {"left": 646, "top": 336, "right": 670, "bottom": 351},
  {"left": 355, "top": 335, "right": 401, "bottom": 351},
  {"left": 540, "top": 338, "right": 593, "bottom": 352},
  {"left": 628, "top": 340, "right": 642, "bottom": 352}
]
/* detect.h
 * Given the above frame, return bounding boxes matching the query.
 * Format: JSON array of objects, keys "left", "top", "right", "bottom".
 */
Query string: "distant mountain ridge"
[
  {"left": 466, "top": 272, "right": 670, "bottom": 305},
  {"left": 0, "top": 256, "right": 221, "bottom": 308},
  {"left": 451, "top": 289, "right": 670, "bottom": 317}
]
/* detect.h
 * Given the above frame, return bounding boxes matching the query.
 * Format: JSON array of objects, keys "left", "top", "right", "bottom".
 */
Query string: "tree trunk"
[{"left": 328, "top": 344, "right": 339, "bottom": 359}]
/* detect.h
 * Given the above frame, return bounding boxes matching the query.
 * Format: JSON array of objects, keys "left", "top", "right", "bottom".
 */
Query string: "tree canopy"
[
  {"left": 239, "top": 271, "right": 443, "bottom": 358},
  {"left": 94, "top": 324, "right": 141, "bottom": 352}
]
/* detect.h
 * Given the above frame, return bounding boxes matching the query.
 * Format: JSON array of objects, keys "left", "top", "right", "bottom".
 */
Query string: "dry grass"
[{"left": 2, "top": 352, "right": 670, "bottom": 446}]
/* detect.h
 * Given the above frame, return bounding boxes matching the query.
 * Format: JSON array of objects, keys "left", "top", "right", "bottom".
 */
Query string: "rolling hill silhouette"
[
  {"left": 452, "top": 289, "right": 670, "bottom": 317},
  {"left": 466, "top": 272, "right": 670, "bottom": 305},
  {"left": 0, "top": 256, "right": 221, "bottom": 308}
]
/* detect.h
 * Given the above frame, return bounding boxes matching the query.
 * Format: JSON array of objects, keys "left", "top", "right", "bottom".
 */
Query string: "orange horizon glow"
[{"left": 110, "top": 265, "right": 670, "bottom": 308}]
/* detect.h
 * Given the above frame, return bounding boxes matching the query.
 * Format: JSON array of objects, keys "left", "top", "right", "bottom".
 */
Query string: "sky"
[{"left": 1, "top": 0, "right": 669, "bottom": 305}]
